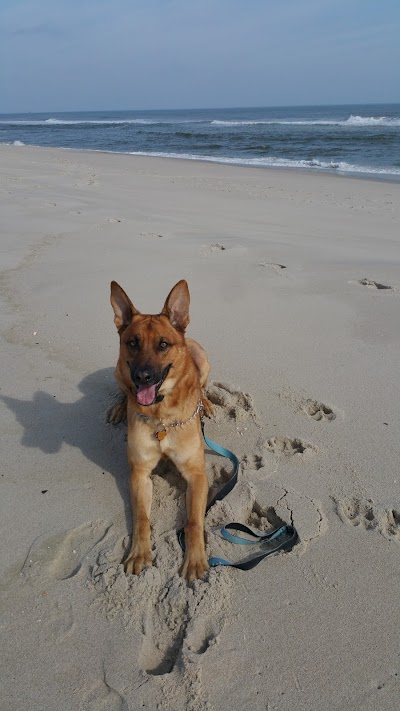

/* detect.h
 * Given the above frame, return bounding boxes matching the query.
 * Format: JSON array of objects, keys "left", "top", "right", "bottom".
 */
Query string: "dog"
[{"left": 109, "top": 279, "right": 213, "bottom": 581}]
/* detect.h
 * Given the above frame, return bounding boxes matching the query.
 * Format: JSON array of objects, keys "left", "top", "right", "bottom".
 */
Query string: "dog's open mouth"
[
  {"left": 135, "top": 364, "right": 171, "bottom": 406},
  {"left": 136, "top": 382, "right": 161, "bottom": 406}
]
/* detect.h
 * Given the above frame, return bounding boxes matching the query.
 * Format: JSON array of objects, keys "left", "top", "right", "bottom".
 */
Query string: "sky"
[{"left": 1, "top": 0, "right": 399, "bottom": 113}]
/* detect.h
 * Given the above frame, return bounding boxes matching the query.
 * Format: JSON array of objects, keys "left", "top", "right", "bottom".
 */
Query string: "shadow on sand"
[{"left": 1, "top": 368, "right": 134, "bottom": 524}]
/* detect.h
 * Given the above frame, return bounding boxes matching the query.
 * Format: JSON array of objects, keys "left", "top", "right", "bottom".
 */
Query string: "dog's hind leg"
[
  {"left": 107, "top": 366, "right": 128, "bottom": 424},
  {"left": 187, "top": 338, "right": 210, "bottom": 387},
  {"left": 107, "top": 394, "right": 127, "bottom": 424},
  {"left": 187, "top": 338, "right": 214, "bottom": 418}
]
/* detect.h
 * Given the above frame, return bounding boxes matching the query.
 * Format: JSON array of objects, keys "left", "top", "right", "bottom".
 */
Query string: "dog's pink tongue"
[{"left": 136, "top": 384, "right": 157, "bottom": 406}]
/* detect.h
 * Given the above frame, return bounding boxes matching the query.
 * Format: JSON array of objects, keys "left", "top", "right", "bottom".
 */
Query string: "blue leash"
[{"left": 177, "top": 418, "right": 299, "bottom": 569}]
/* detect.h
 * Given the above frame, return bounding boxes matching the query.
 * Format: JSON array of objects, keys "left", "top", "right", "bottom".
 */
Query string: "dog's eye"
[
  {"left": 159, "top": 340, "right": 170, "bottom": 351},
  {"left": 129, "top": 337, "right": 139, "bottom": 350}
]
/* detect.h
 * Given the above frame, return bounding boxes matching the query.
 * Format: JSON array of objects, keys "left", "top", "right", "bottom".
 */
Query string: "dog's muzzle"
[{"left": 129, "top": 363, "right": 172, "bottom": 406}]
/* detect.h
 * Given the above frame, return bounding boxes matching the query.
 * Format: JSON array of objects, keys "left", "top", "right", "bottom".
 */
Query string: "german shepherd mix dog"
[{"left": 110, "top": 280, "right": 213, "bottom": 581}]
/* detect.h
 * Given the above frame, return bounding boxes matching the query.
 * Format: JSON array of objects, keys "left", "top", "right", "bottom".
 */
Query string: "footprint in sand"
[
  {"left": 273, "top": 387, "right": 338, "bottom": 423},
  {"left": 207, "top": 461, "right": 236, "bottom": 502},
  {"left": 264, "top": 436, "right": 316, "bottom": 457},
  {"left": 199, "top": 243, "right": 226, "bottom": 256},
  {"left": 139, "top": 232, "right": 163, "bottom": 238},
  {"left": 45, "top": 601, "right": 76, "bottom": 644},
  {"left": 251, "top": 491, "right": 326, "bottom": 545},
  {"left": 258, "top": 262, "right": 287, "bottom": 272},
  {"left": 48, "top": 521, "right": 112, "bottom": 580},
  {"left": 302, "top": 399, "right": 336, "bottom": 422},
  {"left": 77, "top": 173, "right": 98, "bottom": 187},
  {"left": 241, "top": 453, "right": 265, "bottom": 470},
  {"left": 138, "top": 571, "right": 229, "bottom": 675},
  {"left": 22, "top": 520, "right": 111, "bottom": 583},
  {"left": 351, "top": 278, "right": 395, "bottom": 291},
  {"left": 336, "top": 497, "right": 377, "bottom": 529},
  {"left": 247, "top": 499, "right": 289, "bottom": 531},
  {"left": 201, "top": 242, "right": 248, "bottom": 257},
  {"left": 336, "top": 497, "right": 400, "bottom": 541},
  {"left": 210, "top": 243, "right": 226, "bottom": 251},
  {"left": 81, "top": 678, "right": 128, "bottom": 711},
  {"left": 205, "top": 381, "right": 256, "bottom": 422}
]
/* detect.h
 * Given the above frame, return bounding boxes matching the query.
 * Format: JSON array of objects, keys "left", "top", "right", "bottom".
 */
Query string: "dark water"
[{"left": 1, "top": 104, "right": 400, "bottom": 180}]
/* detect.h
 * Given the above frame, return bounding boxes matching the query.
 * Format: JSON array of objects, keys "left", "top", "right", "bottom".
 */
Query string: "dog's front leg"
[
  {"left": 124, "top": 460, "right": 157, "bottom": 575},
  {"left": 180, "top": 460, "right": 209, "bottom": 582}
]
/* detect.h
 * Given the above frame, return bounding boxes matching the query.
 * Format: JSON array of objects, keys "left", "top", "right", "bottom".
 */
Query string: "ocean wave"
[
  {"left": 0, "top": 118, "right": 159, "bottom": 126},
  {"left": 211, "top": 116, "right": 400, "bottom": 127},
  {"left": 127, "top": 150, "right": 400, "bottom": 175},
  {"left": 344, "top": 114, "right": 400, "bottom": 126},
  {"left": 44, "top": 118, "right": 159, "bottom": 126},
  {"left": 2, "top": 115, "right": 399, "bottom": 128}
]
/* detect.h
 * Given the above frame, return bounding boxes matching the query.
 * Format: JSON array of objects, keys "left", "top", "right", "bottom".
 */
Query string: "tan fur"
[{"left": 109, "top": 279, "right": 212, "bottom": 581}]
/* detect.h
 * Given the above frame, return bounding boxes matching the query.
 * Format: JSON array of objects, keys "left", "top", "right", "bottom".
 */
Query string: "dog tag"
[{"left": 155, "top": 429, "right": 167, "bottom": 441}]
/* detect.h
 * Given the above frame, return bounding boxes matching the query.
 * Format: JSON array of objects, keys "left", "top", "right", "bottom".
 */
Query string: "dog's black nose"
[{"left": 131, "top": 366, "right": 156, "bottom": 386}]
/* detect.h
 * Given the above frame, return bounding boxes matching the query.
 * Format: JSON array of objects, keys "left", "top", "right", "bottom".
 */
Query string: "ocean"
[{"left": 1, "top": 104, "right": 400, "bottom": 180}]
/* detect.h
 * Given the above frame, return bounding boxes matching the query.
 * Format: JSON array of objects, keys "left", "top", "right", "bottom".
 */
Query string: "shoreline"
[{"left": 3, "top": 141, "right": 400, "bottom": 184}]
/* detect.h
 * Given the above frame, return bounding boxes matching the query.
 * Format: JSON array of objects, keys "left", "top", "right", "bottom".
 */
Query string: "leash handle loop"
[{"left": 220, "top": 523, "right": 288, "bottom": 545}]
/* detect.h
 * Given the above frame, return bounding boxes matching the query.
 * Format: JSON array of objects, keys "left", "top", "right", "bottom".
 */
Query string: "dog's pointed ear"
[
  {"left": 110, "top": 281, "right": 139, "bottom": 332},
  {"left": 162, "top": 280, "right": 190, "bottom": 332}
]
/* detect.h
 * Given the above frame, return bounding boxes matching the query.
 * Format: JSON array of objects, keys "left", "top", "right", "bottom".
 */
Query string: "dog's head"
[{"left": 110, "top": 280, "right": 191, "bottom": 406}]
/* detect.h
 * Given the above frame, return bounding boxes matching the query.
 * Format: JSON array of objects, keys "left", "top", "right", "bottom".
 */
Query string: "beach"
[{"left": 1, "top": 143, "right": 399, "bottom": 710}]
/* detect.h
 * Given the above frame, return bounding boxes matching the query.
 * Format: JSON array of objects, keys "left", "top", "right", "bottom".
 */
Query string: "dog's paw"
[
  {"left": 107, "top": 396, "right": 127, "bottom": 425},
  {"left": 124, "top": 547, "right": 152, "bottom": 575},
  {"left": 181, "top": 553, "right": 209, "bottom": 582}
]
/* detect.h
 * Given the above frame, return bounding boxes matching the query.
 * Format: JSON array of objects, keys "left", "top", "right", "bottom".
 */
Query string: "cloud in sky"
[{"left": 1, "top": 0, "right": 399, "bottom": 112}]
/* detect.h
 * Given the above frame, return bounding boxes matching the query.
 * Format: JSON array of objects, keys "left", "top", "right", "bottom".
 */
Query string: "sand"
[{"left": 1, "top": 144, "right": 399, "bottom": 711}]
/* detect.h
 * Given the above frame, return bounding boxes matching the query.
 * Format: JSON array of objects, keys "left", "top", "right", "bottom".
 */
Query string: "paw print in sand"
[{"left": 205, "top": 381, "right": 256, "bottom": 422}]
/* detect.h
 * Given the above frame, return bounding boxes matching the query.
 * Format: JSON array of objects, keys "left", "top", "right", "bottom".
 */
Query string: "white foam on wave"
[
  {"left": 344, "top": 114, "right": 400, "bottom": 126},
  {"left": 13, "top": 140, "right": 25, "bottom": 146},
  {"left": 211, "top": 116, "right": 400, "bottom": 127},
  {"left": 212, "top": 119, "right": 349, "bottom": 126},
  {"left": 43, "top": 117, "right": 158, "bottom": 125},
  {"left": 0, "top": 118, "right": 158, "bottom": 126},
  {"left": 128, "top": 150, "right": 400, "bottom": 176}
]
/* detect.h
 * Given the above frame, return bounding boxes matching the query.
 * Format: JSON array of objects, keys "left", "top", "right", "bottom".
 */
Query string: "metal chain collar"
[{"left": 135, "top": 400, "right": 204, "bottom": 440}]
